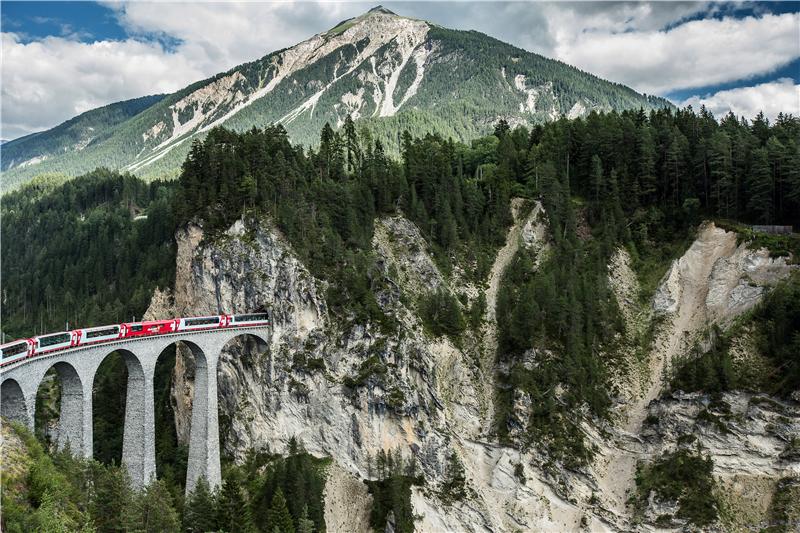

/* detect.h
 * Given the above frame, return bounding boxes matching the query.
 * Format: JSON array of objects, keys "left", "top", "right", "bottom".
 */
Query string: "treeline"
[
  {"left": 174, "top": 116, "right": 518, "bottom": 325},
  {"left": 529, "top": 108, "right": 800, "bottom": 234},
  {"left": 175, "top": 117, "right": 515, "bottom": 268},
  {"left": 2, "top": 423, "right": 328, "bottom": 533},
  {"left": 0, "top": 169, "right": 176, "bottom": 338}
]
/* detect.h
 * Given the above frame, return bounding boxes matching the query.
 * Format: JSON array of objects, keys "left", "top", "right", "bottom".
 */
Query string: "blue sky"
[{"left": 2, "top": 1, "right": 799, "bottom": 140}]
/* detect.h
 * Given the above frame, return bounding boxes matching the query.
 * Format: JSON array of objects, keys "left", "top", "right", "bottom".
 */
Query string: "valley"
[{"left": 1, "top": 4, "right": 799, "bottom": 533}]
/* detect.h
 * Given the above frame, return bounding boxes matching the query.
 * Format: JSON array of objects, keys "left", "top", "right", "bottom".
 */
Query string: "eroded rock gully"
[{"left": 146, "top": 217, "right": 797, "bottom": 531}]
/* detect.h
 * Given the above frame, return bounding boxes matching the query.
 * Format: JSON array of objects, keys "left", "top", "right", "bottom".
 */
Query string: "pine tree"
[
  {"left": 441, "top": 451, "right": 467, "bottom": 502},
  {"left": 218, "top": 476, "right": 256, "bottom": 533},
  {"left": 747, "top": 147, "right": 774, "bottom": 223},
  {"left": 635, "top": 121, "right": 656, "bottom": 208},
  {"left": 184, "top": 477, "right": 218, "bottom": 533},
  {"left": 589, "top": 154, "right": 603, "bottom": 224},
  {"left": 708, "top": 130, "right": 733, "bottom": 217},
  {"left": 297, "top": 505, "right": 315, "bottom": 533},
  {"left": 266, "top": 488, "right": 295, "bottom": 533},
  {"left": 131, "top": 478, "right": 181, "bottom": 533},
  {"left": 90, "top": 462, "right": 134, "bottom": 532},
  {"left": 494, "top": 119, "right": 510, "bottom": 138},
  {"left": 343, "top": 114, "right": 360, "bottom": 174}
]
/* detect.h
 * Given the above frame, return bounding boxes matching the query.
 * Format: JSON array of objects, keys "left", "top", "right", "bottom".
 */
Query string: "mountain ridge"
[{"left": 1, "top": 6, "right": 672, "bottom": 190}]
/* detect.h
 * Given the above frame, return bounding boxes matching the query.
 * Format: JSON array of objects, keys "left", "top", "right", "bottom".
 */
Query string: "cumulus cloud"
[
  {"left": 0, "top": 32, "right": 205, "bottom": 139},
  {"left": 680, "top": 78, "right": 800, "bottom": 121},
  {"left": 552, "top": 11, "right": 800, "bottom": 94},
  {"left": 1, "top": 2, "right": 359, "bottom": 139},
  {"left": 2, "top": 1, "right": 799, "bottom": 139},
  {"left": 109, "top": 1, "right": 358, "bottom": 74}
]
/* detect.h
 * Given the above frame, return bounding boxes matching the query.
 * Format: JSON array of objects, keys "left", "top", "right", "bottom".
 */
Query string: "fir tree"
[
  {"left": 297, "top": 505, "right": 315, "bottom": 533},
  {"left": 184, "top": 477, "right": 218, "bottom": 533},
  {"left": 266, "top": 488, "right": 295, "bottom": 533}
]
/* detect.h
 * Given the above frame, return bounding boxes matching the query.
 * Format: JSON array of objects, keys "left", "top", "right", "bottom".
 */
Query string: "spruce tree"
[
  {"left": 297, "top": 505, "right": 315, "bottom": 533},
  {"left": 747, "top": 147, "right": 774, "bottom": 223},
  {"left": 184, "top": 477, "right": 218, "bottom": 533},
  {"left": 266, "top": 488, "right": 295, "bottom": 533},
  {"left": 218, "top": 476, "right": 256, "bottom": 533},
  {"left": 132, "top": 479, "right": 181, "bottom": 533},
  {"left": 442, "top": 451, "right": 467, "bottom": 502}
]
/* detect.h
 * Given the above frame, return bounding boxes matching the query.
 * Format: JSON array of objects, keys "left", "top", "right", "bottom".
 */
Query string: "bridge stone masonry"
[{"left": 0, "top": 326, "right": 270, "bottom": 494}]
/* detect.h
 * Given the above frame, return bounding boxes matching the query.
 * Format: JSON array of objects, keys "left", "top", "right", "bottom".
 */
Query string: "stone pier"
[{"left": 0, "top": 327, "right": 269, "bottom": 493}]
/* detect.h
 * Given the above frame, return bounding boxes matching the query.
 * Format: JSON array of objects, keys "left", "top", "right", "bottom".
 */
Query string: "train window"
[
  {"left": 185, "top": 317, "right": 220, "bottom": 326},
  {"left": 234, "top": 313, "right": 269, "bottom": 322},
  {"left": 86, "top": 326, "right": 119, "bottom": 339},
  {"left": 38, "top": 333, "right": 70, "bottom": 347},
  {"left": 2, "top": 343, "right": 27, "bottom": 358},
  {"left": 131, "top": 325, "right": 143, "bottom": 332}
]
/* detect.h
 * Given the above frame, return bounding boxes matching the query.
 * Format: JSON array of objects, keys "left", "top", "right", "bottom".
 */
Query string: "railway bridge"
[{"left": 0, "top": 325, "right": 270, "bottom": 493}]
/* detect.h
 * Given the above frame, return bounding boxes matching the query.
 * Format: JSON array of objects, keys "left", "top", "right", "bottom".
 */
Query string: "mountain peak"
[
  {"left": 367, "top": 5, "right": 396, "bottom": 16},
  {"left": 2, "top": 5, "right": 673, "bottom": 187},
  {"left": 325, "top": 5, "right": 406, "bottom": 37}
]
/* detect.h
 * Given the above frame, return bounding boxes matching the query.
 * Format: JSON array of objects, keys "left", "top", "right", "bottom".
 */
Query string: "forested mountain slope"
[
  {"left": 2, "top": 107, "right": 799, "bottom": 532},
  {"left": 1, "top": 95, "right": 164, "bottom": 172},
  {"left": 1, "top": 6, "right": 670, "bottom": 190}
]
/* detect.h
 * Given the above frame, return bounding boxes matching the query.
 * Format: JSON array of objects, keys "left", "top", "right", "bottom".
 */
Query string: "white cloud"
[
  {"left": 1, "top": 2, "right": 361, "bottom": 140},
  {"left": 108, "top": 1, "right": 358, "bottom": 74},
  {"left": 552, "top": 12, "right": 800, "bottom": 94},
  {"left": 680, "top": 78, "right": 800, "bottom": 121},
  {"left": 2, "top": 2, "right": 799, "bottom": 139},
  {"left": 0, "top": 32, "right": 205, "bottom": 139}
]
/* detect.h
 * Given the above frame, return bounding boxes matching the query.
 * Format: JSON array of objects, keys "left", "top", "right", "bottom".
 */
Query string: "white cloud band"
[{"left": 680, "top": 78, "right": 800, "bottom": 121}]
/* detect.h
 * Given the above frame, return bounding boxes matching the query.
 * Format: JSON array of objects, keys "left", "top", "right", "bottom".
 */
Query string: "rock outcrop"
[
  {"left": 596, "top": 222, "right": 796, "bottom": 527},
  {"left": 147, "top": 216, "right": 798, "bottom": 531}
]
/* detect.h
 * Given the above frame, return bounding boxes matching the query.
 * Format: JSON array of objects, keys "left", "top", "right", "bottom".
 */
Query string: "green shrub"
[
  {"left": 634, "top": 449, "right": 718, "bottom": 527},
  {"left": 440, "top": 452, "right": 467, "bottom": 503},
  {"left": 343, "top": 355, "right": 388, "bottom": 389},
  {"left": 418, "top": 288, "right": 465, "bottom": 340}
]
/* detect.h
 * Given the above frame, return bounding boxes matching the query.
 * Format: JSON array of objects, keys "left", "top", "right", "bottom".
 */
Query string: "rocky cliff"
[{"left": 146, "top": 215, "right": 798, "bottom": 532}]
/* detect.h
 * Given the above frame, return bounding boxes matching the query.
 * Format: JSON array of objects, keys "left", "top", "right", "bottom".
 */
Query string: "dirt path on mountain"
[
  {"left": 478, "top": 198, "right": 536, "bottom": 434},
  {"left": 598, "top": 223, "right": 739, "bottom": 515}
]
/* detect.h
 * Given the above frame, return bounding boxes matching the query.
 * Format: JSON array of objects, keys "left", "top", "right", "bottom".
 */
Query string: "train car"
[
  {"left": 177, "top": 315, "right": 226, "bottom": 332},
  {"left": 0, "top": 339, "right": 34, "bottom": 367},
  {"left": 228, "top": 312, "right": 270, "bottom": 327},
  {"left": 120, "top": 319, "right": 178, "bottom": 339},
  {"left": 1, "top": 313, "right": 268, "bottom": 368},
  {"left": 77, "top": 324, "right": 122, "bottom": 346},
  {"left": 33, "top": 330, "right": 78, "bottom": 356}
]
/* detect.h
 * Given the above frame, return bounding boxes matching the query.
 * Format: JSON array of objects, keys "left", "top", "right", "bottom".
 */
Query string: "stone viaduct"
[{"left": 0, "top": 326, "right": 270, "bottom": 494}]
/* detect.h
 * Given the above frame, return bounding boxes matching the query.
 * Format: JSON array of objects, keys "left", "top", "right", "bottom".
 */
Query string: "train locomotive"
[{"left": 0, "top": 313, "right": 269, "bottom": 367}]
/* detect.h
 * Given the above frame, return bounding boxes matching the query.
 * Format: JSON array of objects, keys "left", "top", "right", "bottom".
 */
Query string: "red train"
[{"left": 0, "top": 313, "right": 269, "bottom": 368}]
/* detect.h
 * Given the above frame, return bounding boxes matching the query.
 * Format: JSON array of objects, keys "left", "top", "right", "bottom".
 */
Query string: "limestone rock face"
[
  {"left": 653, "top": 222, "right": 793, "bottom": 323},
  {"left": 643, "top": 392, "right": 800, "bottom": 478},
  {"left": 150, "top": 209, "right": 597, "bottom": 532},
  {"left": 637, "top": 391, "right": 800, "bottom": 530},
  {"left": 146, "top": 215, "right": 798, "bottom": 532}
]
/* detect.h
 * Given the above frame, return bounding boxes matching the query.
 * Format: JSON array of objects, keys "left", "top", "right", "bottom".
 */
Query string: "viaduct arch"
[{"left": 0, "top": 326, "right": 270, "bottom": 494}]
